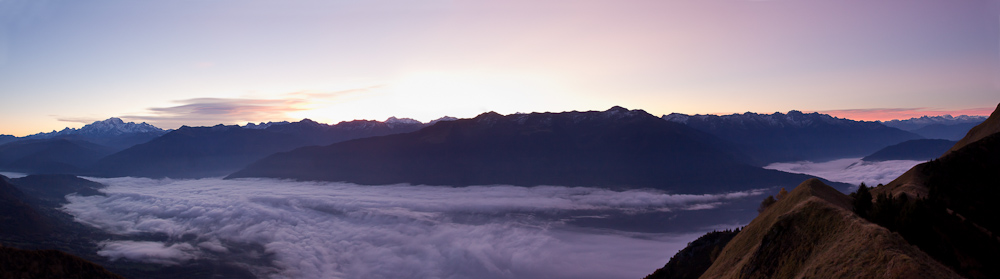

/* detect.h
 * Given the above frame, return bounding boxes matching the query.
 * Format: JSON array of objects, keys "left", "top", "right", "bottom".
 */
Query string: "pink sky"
[{"left": 815, "top": 107, "right": 997, "bottom": 122}]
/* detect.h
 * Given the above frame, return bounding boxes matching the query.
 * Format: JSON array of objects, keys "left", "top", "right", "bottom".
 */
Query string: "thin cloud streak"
[{"left": 62, "top": 177, "right": 761, "bottom": 279}]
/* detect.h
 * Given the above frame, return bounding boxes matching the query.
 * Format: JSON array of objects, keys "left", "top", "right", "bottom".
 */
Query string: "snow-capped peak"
[
  {"left": 27, "top": 117, "right": 165, "bottom": 139},
  {"left": 385, "top": 117, "right": 422, "bottom": 125},
  {"left": 429, "top": 116, "right": 459, "bottom": 124},
  {"left": 243, "top": 121, "right": 290, "bottom": 129}
]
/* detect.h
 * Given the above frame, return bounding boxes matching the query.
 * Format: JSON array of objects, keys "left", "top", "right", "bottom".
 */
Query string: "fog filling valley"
[
  {"left": 61, "top": 177, "right": 766, "bottom": 279},
  {"left": 764, "top": 158, "right": 924, "bottom": 188}
]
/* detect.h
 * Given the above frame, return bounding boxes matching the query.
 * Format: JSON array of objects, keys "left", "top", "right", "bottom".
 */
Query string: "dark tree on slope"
[
  {"left": 758, "top": 195, "right": 777, "bottom": 213},
  {"left": 851, "top": 183, "right": 872, "bottom": 217}
]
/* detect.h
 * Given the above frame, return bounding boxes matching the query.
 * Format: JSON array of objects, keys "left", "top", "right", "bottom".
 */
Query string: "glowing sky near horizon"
[{"left": 1, "top": 0, "right": 998, "bottom": 136}]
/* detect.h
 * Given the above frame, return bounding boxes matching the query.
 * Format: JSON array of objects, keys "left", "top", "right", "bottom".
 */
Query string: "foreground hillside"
[
  {"left": 648, "top": 102, "right": 1000, "bottom": 278},
  {"left": 230, "top": 107, "right": 826, "bottom": 193},
  {"left": 699, "top": 179, "right": 958, "bottom": 279}
]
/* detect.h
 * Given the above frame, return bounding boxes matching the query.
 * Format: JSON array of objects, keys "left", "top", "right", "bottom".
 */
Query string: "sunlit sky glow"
[{"left": 1, "top": 0, "right": 998, "bottom": 136}]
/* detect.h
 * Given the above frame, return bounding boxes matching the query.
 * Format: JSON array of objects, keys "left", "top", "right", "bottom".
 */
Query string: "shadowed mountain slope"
[
  {"left": 11, "top": 175, "right": 106, "bottom": 207},
  {"left": 698, "top": 179, "right": 959, "bottom": 279},
  {"left": 664, "top": 111, "right": 921, "bottom": 164},
  {"left": 861, "top": 139, "right": 956, "bottom": 162},
  {"left": 230, "top": 107, "right": 827, "bottom": 193},
  {"left": 910, "top": 122, "right": 982, "bottom": 140},
  {"left": 0, "top": 135, "right": 16, "bottom": 145},
  {"left": 0, "top": 139, "right": 116, "bottom": 174},
  {"left": 92, "top": 124, "right": 315, "bottom": 178},
  {"left": 0, "top": 175, "right": 49, "bottom": 238}
]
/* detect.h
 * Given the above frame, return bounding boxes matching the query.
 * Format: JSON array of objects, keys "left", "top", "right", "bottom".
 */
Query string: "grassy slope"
[{"left": 699, "top": 178, "right": 958, "bottom": 279}]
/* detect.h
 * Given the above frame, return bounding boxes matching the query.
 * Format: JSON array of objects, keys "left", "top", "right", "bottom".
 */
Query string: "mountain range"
[
  {"left": 90, "top": 118, "right": 437, "bottom": 178},
  {"left": 0, "top": 118, "right": 167, "bottom": 175},
  {"left": 1, "top": 109, "right": 964, "bottom": 180},
  {"left": 663, "top": 111, "right": 921, "bottom": 164},
  {"left": 229, "top": 107, "right": 832, "bottom": 193},
  {"left": 0, "top": 117, "right": 452, "bottom": 178},
  {"left": 23, "top": 118, "right": 168, "bottom": 150},
  {"left": 881, "top": 115, "right": 986, "bottom": 140}
]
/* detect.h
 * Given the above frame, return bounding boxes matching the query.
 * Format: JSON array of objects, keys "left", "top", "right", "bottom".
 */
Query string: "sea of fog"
[
  {"left": 764, "top": 158, "right": 924, "bottom": 189},
  {"left": 62, "top": 177, "right": 767, "bottom": 279}
]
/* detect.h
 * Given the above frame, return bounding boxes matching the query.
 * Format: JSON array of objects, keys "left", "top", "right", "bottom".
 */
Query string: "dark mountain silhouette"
[
  {"left": 92, "top": 118, "right": 428, "bottom": 178},
  {"left": 0, "top": 135, "right": 16, "bottom": 145},
  {"left": 0, "top": 245, "right": 125, "bottom": 279},
  {"left": 0, "top": 139, "right": 116, "bottom": 175},
  {"left": 229, "top": 107, "right": 829, "bottom": 193},
  {"left": 11, "top": 175, "right": 106, "bottom": 207},
  {"left": 664, "top": 111, "right": 922, "bottom": 164},
  {"left": 861, "top": 139, "right": 956, "bottom": 162},
  {"left": 0, "top": 175, "right": 50, "bottom": 238},
  {"left": 910, "top": 122, "right": 983, "bottom": 140}
]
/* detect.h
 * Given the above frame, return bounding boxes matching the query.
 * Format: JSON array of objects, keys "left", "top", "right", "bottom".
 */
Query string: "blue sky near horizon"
[{"left": 1, "top": 0, "right": 998, "bottom": 136}]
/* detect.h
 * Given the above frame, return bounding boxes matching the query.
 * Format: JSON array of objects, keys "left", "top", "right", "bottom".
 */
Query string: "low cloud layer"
[
  {"left": 63, "top": 178, "right": 760, "bottom": 279},
  {"left": 764, "top": 158, "right": 923, "bottom": 188}
]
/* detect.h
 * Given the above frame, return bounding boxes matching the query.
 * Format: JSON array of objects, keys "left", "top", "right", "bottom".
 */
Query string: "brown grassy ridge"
[{"left": 699, "top": 178, "right": 959, "bottom": 279}]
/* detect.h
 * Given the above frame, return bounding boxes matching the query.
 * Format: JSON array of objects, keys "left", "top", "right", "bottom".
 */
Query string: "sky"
[{"left": 1, "top": 0, "right": 998, "bottom": 136}]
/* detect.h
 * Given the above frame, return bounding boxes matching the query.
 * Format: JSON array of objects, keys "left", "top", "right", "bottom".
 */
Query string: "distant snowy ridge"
[
  {"left": 663, "top": 110, "right": 878, "bottom": 129},
  {"left": 243, "top": 121, "right": 290, "bottom": 130},
  {"left": 881, "top": 115, "right": 987, "bottom": 131},
  {"left": 243, "top": 116, "right": 458, "bottom": 129},
  {"left": 26, "top": 117, "right": 165, "bottom": 139}
]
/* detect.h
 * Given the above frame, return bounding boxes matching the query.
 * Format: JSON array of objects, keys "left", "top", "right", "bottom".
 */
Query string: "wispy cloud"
[
  {"left": 63, "top": 177, "right": 759, "bottom": 279},
  {"left": 814, "top": 107, "right": 995, "bottom": 121},
  {"left": 117, "top": 87, "right": 383, "bottom": 129},
  {"left": 54, "top": 116, "right": 103, "bottom": 125},
  {"left": 119, "top": 98, "right": 307, "bottom": 129}
]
